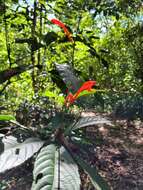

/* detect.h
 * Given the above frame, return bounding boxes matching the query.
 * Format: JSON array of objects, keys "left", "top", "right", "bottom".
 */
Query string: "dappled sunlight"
[{"left": 0, "top": 0, "right": 143, "bottom": 189}]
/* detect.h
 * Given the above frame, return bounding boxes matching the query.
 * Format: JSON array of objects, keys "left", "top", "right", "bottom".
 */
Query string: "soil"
[
  {"left": 0, "top": 115, "right": 143, "bottom": 190},
  {"left": 83, "top": 118, "right": 143, "bottom": 190}
]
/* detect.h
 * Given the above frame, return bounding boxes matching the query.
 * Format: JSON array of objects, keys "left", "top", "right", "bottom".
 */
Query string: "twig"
[
  {"left": 3, "top": 0, "right": 12, "bottom": 67},
  {"left": 10, "top": 120, "right": 28, "bottom": 129},
  {"left": 57, "top": 147, "right": 60, "bottom": 190},
  {"left": 31, "top": 0, "right": 37, "bottom": 93},
  {"left": 38, "top": 3, "right": 43, "bottom": 66}
]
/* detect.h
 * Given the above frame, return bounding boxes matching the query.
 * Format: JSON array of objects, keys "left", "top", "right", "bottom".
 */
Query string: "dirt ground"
[
  {"left": 84, "top": 119, "right": 143, "bottom": 190},
  {"left": 0, "top": 117, "right": 143, "bottom": 190}
]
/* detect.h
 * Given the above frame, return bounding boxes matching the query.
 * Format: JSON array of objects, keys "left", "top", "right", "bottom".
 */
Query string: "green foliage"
[
  {"left": 72, "top": 116, "right": 113, "bottom": 131},
  {"left": 0, "top": 137, "right": 43, "bottom": 170},
  {"left": 0, "top": 100, "right": 112, "bottom": 189},
  {"left": 0, "top": 114, "right": 16, "bottom": 121},
  {"left": 32, "top": 145, "right": 81, "bottom": 190},
  {"left": 0, "top": 0, "right": 143, "bottom": 112}
]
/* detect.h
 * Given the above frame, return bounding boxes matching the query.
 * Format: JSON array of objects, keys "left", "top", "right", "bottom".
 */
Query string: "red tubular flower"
[
  {"left": 65, "top": 93, "right": 75, "bottom": 107},
  {"left": 50, "top": 18, "right": 73, "bottom": 42},
  {"left": 51, "top": 19, "right": 65, "bottom": 28},
  {"left": 73, "top": 80, "right": 96, "bottom": 99},
  {"left": 65, "top": 80, "right": 96, "bottom": 106}
]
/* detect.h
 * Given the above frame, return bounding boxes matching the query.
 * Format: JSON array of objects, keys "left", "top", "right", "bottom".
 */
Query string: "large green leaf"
[
  {"left": 54, "top": 63, "right": 82, "bottom": 93},
  {"left": 72, "top": 116, "right": 113, "bottom": 131},
  {"left": 32, "top": 144, "right": 80, "bottom": 190},
  {"left": 74, "top": 155, "right": 110, "bottom": 190},
  {"left": 0, "top": 136, "right": 44, "bottom": 173},
  {"left": 0, "top": 115, "right": 16, "bottom": 121}
]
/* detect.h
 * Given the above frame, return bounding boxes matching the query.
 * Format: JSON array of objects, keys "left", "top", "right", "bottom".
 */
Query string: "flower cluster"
[{"left": 65, "top": 81, "right": 96, "bottom": 107}]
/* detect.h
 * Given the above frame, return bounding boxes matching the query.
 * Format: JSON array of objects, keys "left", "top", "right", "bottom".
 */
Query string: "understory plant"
[
  {"left": 0, "top": 64, "right": 112, "bottom": 190},
  {"left": 0, "top": 104, "right": 112, "bottom": 189}
]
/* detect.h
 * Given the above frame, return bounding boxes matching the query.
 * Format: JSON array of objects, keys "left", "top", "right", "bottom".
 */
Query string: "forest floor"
[
  {"left": 81, "top": 116, "right": 143, "bottom": 190},
  {"left": 0, "top": 114, "right": 143, "bottom": 190}
]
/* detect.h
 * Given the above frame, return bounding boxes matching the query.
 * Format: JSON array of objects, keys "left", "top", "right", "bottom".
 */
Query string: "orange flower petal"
[
  {"left": 50, "top": 18, "right": 73, "bottom": 42},
  {"left": 65, "top": 81, "right": 96, "bottom": 107},
  {"left": 73, "top": 81, "right": 96, "bottom": 99}
]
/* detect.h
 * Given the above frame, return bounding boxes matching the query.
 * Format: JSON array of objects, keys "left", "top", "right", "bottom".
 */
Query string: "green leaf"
[
  {"left": 44, "top": 90, "right": 57, "bottom": 98},
  {"left": 73, "top": 155, "right": 110, "bottom": 190},
  {"left": 77, "top": 89, "right": 96, "bottom": 98},
  {"left": 54, "top": 63, "right": 82, "bottom": 93},
  {"left": 43, "top": 90, "right": 65, "bottom": 104},
  {"left": 32, "top": 144, "right": 80, "bottom": 190},
  {"left": 77, "top": 89, "right": 107, "bottom": 98},
  {"left": 72, "top": 116, "right": 113, "bottom": 131},
  {"left": 0, "top": 115, "right": 16, "bottom": 121},
  {"left": 39, "top": 0, "right": 46, "bottom": 5},
  {"left": 0, "top": 136, "right": 44, "bottom": 173}
]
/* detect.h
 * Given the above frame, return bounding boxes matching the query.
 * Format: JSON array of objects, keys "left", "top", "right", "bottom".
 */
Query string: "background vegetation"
[{"left": 0, "top": 0, "right": 143, "bottom": 118}]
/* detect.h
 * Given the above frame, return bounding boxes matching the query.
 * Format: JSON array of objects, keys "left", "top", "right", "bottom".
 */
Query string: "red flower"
[
  {"left": 51, "top": 19, "right": 65, "bottom": 29},
  {"left": 65, "top": 80, "right": 96, "bottom": 106},
  {"left": 65, "top": 93, "right": 75, "bottom": 107},
  {"left": 73, "top": 80, "right": 96, "bottom": 99},
  {"left": 50, "top": 18, "right": 73, "bottom": 42}
]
